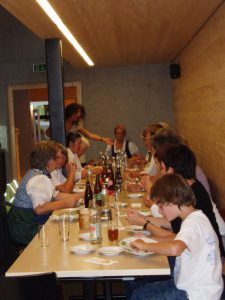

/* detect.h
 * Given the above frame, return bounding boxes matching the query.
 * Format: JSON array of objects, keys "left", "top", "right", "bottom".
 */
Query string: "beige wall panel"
[{"left": 173, "top": 3, "right": 225, "bottom": 207}]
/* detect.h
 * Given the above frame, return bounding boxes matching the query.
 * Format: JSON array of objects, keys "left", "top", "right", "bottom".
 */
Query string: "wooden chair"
[{"left": 0, "top": 272, "right": 63, "bottom": 300}]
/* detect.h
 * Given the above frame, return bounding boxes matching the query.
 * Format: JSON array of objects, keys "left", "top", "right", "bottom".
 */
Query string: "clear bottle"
[
  {"left": 90, "top": 199, "right": 102, "bottom": 244},
  {"left": 102, "top": 184, "right": 108, "bottom": 207},
  {"left": 112, "top": 157, "right": 116, "bottom": 173},
  {"left": 107, "top": 163, "right": 115, "bottom": 191},
  {"left": 123, "top": 152, "right": 128, "bottom": 171},
  {"left": 94, "top": 174, "right": 103, "bottom": 206},
  {"left": 101, "top": 157, "right": 109, "bottom": 184},
  {"left": 115, "top": 163, "right": 123, "bottom": 192}
]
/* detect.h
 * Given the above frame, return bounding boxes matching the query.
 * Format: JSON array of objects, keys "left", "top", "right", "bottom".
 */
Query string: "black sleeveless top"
[{"left": 111, "top": 141, "right": 132, "bottom": 158}]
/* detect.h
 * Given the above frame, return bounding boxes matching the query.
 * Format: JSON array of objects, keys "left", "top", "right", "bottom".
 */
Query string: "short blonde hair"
[{"left": 81, "top": 136, "right": 90, "bottom": 147}]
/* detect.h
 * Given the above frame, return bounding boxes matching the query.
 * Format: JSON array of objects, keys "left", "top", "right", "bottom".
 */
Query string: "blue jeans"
[{"left": 130, "top": 279, "right": 188, "bottom": 300}]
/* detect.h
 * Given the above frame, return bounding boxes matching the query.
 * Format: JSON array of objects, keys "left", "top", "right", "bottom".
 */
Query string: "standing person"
[
  {"left": 65, "top": 103, "right": 112, "bottom": 145},
  {"left": 51, "top": 143, "right": 76, "bottom": 193},
  {"left": 8, "top": 140, "right": 82, "bottom": 246},
  {"left": 105, "top": 124, "right": 139, "bottom": 158},
  {"left": 130, "top": 173, "right": 223, "bottom": 300}
]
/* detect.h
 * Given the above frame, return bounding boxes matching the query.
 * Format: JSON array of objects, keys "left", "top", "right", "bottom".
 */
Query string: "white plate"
[
  {"left": 125, "top": 225, "right": 143, "bottom": 232},
  {"left": 50, "top": 213, "right": 79, "bottom": 222},
  {"left": 127, "top": 193, "right": 142, "bottom": 199},
  {"left": 139, "top": 210, "right": 152, "bottom": 216},
  {"left": 125, "top": 225, "right": 151, "bottom": 236},
  {"left": 49, "top": 214, "right": 60, "bottom": 222},
  {"left": 73, "top": 186, "right": 85, "bottom": 193},
  {"left": 99, "top": 246, "right": 123, "bottom": 256},
  {"left": 119, "top": 237, "right": 156, "bottom": 256},
  {"left": 79, "top": 233, "right": 91, "bottom": 241},
  {"left": 70, "top": 245, "right": 95, "bottom": 255},
  {"left": 110, "top": 202, "right": 128, "bottom": 208},
  {"left": 61, "top": 208, "right": 80, "bottom": 213}
]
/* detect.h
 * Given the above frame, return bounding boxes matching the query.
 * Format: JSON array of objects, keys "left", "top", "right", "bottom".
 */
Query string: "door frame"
[{"left": 8, "top": 81, "right": 82, "bottom": 179}]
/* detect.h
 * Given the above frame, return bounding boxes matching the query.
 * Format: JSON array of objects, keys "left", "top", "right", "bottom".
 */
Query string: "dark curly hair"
[{"left": 65, "top": 103, "right": 86, "bottom": 122}]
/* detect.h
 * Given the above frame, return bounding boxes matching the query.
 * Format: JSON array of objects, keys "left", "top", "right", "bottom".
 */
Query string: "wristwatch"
[{"left": 143, "top": 220, "right": 151, "bottom": 230}]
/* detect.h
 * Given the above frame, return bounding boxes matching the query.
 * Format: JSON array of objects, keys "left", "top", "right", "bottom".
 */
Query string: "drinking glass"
[
  {"left": 108, "top": 220, "right": 119, "bottom": 241},
  {"left": 58, "top": 216, "right": 70, "bottom": 242},
  {"left": 38, "top": 224, "right": 50, "bottom": 247}
]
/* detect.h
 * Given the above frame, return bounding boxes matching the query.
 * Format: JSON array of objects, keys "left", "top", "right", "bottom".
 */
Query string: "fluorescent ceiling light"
[{"left": 36, "top": 0, "right": 94, "bottom": 66}]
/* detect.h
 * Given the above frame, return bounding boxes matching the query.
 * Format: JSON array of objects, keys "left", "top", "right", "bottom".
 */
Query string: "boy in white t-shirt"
[{"left": 130, "top": 173, "right": 223, "bottom": 300}]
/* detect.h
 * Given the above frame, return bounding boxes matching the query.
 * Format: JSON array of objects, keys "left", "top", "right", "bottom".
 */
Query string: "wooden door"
[{"left": 13, "top": 86, "right": 78, "bottom": 178}]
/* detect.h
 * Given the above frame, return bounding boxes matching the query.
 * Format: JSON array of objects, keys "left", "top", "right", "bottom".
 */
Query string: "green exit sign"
[{"left": 33, "top": 63, "right": 47, "bottom": 72}]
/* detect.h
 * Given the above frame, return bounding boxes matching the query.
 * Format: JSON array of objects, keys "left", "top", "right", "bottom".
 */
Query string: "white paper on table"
[
  {"left": 85, "top": 257, "right": 118, "bottom": 265},
  {"left": 131, "top": 203, "right": 141, "bottom": 208}
]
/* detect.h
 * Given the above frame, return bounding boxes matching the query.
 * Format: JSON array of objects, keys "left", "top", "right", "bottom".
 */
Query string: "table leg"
[
  {"left": 83, "top": 279, "right": 96, "bottom": 300},
  {"left": 104, "top": 280, "right": 112, "bottom": 300}
]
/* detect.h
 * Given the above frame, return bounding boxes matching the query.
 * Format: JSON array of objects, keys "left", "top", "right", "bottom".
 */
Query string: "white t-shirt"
[
  {"left": 67, "top": 147, "right": 83, "bottom": 181},
  {"left": 174, "top": 210, "right": 223, "bottom": 300},
  {"left": 51, "top": 169, "right": 67, "bottom": 186},
  {"left": 26, "top": 174, "right": 59, "bottom": 209}
]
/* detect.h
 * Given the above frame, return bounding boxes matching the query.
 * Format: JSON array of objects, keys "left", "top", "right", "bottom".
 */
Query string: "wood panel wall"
[{"left": 173, "top": 3, "right": 225, "bottom": 208}]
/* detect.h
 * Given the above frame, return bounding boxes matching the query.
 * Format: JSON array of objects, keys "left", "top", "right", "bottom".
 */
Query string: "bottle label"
[
  {"left": 90, "top": 223, "right": 101, "bottom": 241},
  {"left": 95, "top": 193, "right": 103, "bottom": 206}
]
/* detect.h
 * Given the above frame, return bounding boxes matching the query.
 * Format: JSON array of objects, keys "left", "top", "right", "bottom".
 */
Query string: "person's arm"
[
  {"left": 131, "top": 238, "right": 187, "bottom": 256},
  {"left": 55, "top": 163, "right": 76, "bottom": 193},
  {"left": 34, "top": 193, "right": 81, "bottom": 215},
  {"left": 78, "top": 127, "right": 113, "bottom": 145},
  {"left": 127, "top": 208, "right": 174, "bottom": 238},
  {"left": 129, "top": 142, "right": 139, "bottom": 156}
]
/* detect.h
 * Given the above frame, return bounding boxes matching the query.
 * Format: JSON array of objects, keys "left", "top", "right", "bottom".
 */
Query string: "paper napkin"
[{"left": 85, "top": 257, "right": 118, "bottom": 265}]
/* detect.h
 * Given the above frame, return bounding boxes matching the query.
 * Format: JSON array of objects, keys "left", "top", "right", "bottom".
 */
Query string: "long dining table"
[{"left": 6, "top": 191, "right": 170, "bottom": 299}]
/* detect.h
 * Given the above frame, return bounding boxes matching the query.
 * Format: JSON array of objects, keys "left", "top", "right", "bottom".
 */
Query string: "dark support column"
[{"left": 45, "top": 38, "right": 65, "bottom": 145}]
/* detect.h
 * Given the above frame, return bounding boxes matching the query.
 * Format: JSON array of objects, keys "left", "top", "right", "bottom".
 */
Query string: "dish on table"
[
  {"left": 79, "top": 233, "right": 91, "bottom": 241},
  {"left": 73, "top": 186, "right": 85, "bottom": 193},
  {"left": 119, "top": 237, "right": 156, "bottom": 256},
  {"left": 51, "top": 208, "right": 79, "bottom": 222},
  {"left": 127, "top": 193, "right": 142, "bottom": 199},
  {"left": 99, "top": 246, "right": 123, "bottom": 256},
  {"left": 125, "top": 225, "right": 150, "bottom": 235},
  {"left": 138, "top": 209, "right": 152, "bottom": 216},
  {"left": 70, "top": 245, "right": 95, "bottom": 255},
  {"left": 110, "top": 202, "right": 128, "bottom": 208}
]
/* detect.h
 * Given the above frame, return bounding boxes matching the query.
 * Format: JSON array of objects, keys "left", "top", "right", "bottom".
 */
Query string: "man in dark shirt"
[{"left": 155, "top": 144, "right": 225, "bottom": 262}]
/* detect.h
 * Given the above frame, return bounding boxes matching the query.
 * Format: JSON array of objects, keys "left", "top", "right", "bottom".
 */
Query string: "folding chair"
[
  {"left": 0, "top": 272, "right": 63, "bottom": 300},
  {"left": 4, "top": 180, "right": 18, "bottom": 212}
]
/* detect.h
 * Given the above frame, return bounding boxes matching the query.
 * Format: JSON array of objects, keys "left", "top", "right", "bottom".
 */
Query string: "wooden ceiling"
[{"left": 0, "top": 0, "right": 223, "bottom": 69}]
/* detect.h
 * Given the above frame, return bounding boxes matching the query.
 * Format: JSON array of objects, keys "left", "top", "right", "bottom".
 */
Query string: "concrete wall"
[
  {"left": 0, "top": 6, "right": 174, "bottom": 180},
  {"left": 173, "top": 3, "right": 225, "bottom": 208}
]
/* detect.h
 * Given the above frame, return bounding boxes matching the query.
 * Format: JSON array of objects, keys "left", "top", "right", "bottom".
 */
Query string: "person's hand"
[
  {"left": 141, "top": 175, "right": 155, "bottom": 193},
  {"left": 66, "top": 162, "right": 77, "bottom": 175},
  {"left": 127, "top": 208, "right": 146, "bottom": 226},
  {"left": 130, "top": 239, "right": 148, "bottom": 251},
  {"left": 126, "top": 183, "right": 143, "bottom": 192},
  {"left": 143, "top": 194, "right": 154, "bottom": 208},
  {"left": 103, "top": 137, "right": 113, "bottom": 145},
  {"left": 63, "top": 195, "right": 79, "bottom": 208},
  {"left": 91, "top": 166, "right": 103, "bottom": 174}
]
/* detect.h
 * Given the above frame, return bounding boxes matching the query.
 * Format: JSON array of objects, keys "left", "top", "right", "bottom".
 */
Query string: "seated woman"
[
  {"left": 8, "top": 140, "right": 82, "bottom": 246},
  {"left": 105, "top": 124, "right": 139, "bottom": 159},
  {"left": 51, "top": 143, "right": 77, "bottom": 193},
  {"left": 67, "top": 132, "right": 102, "bottom": 181}
]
